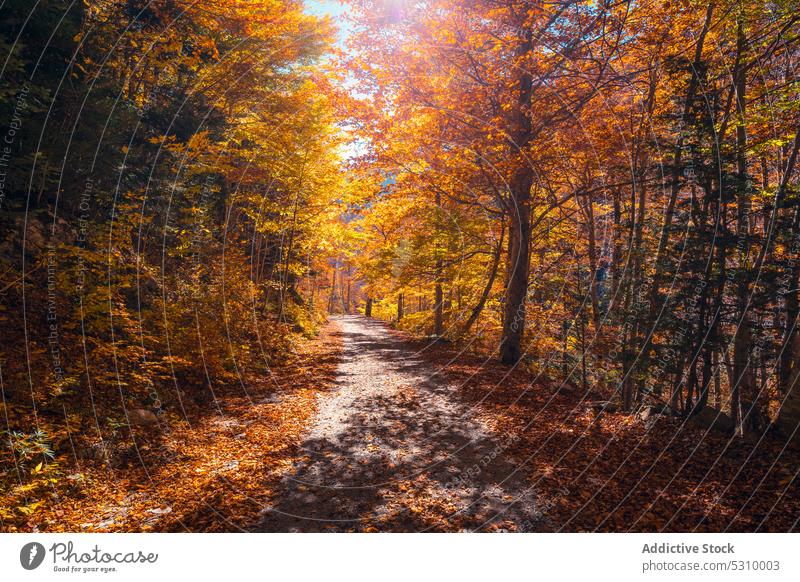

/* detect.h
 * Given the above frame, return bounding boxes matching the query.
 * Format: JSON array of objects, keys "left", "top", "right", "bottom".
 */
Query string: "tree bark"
[
  {"left": 500, "top": 27, "right": 534, "bottom": 365},
  {"left": 501, "top": 168, "right": 533, "bottom": 364}
]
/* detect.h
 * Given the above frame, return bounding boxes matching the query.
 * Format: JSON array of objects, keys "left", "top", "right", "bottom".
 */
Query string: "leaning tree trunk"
[{"left": 462, "top": 221, "right": 505, "bottom": 335}]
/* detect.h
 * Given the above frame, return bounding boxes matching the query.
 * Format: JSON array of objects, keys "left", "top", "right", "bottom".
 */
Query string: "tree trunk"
[
  {"left": 327, "top": 258, "right": 338, "bottom": 314},
  {"left": 500, "top": 168, "right": 533, "bottom": 364},
  {"left": 433, "top": 190, "right": 444, "bottom": 335},
  {"left": 732, "top": 12, "right": 756, "bottom": 435},
  {"left": 609, "top": 187, "right": 623, "bottom": 309},
  {"left": 434, "top": 279, "right": 443, "bottom": 336},
  {"left": 584, "top": 195, "right": 601, "bottom": 327},
  {"left": 776, "top": 132, "right": 800, "bottom": 440},
  {"left": 499, "top": 25, "right": 534, "bottom": 365},
  {"left": 397, "top": 293, "right": 404, "bottom": 321}
]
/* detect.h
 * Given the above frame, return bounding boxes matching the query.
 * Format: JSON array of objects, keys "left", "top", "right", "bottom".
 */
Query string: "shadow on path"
[{"left": 256, "top": 315, "right": 547, "bottom": 532}]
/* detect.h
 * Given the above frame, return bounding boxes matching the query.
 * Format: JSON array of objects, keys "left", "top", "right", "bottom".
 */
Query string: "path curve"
[{"left": 257, "top": 315, "right": 546, "bottom": 532}]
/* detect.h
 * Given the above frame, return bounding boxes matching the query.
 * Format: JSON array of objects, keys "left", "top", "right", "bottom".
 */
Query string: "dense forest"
[
  {"left": 346, "top": 0, "right": 800, "bottom": 432},
  {"left": 1, "top": 0, "right": 800, "bottom": 532},
  {"left": 0, "top": 0, "right": 348, "bottom": 527}
]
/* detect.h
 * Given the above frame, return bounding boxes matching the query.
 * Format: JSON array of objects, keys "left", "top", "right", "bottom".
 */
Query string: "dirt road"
[{"left": 257, "top": 315, "right": 545, "bottom": 532}]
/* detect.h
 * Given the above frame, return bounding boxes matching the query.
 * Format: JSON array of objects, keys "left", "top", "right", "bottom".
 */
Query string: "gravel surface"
[{"left": 257, "top": 315, "right": 547, "bottom": 532}]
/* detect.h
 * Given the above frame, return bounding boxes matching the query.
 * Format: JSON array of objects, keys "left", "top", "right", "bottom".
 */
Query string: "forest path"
[{"left": 257, "top": 315, "right": 547, "bottom": 532}]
